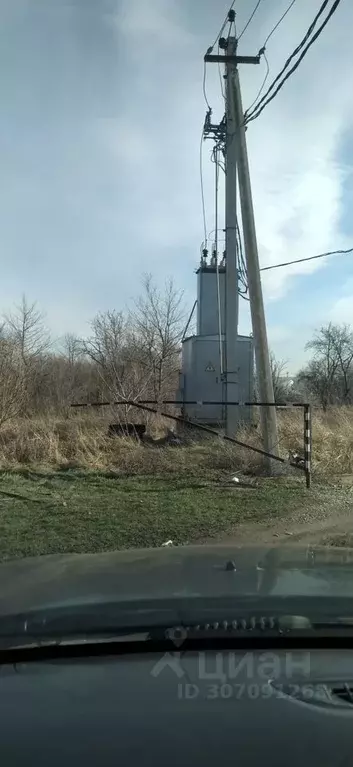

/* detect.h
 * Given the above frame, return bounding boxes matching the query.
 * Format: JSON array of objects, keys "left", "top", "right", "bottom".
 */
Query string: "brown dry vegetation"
[
  {"left": 0, "top": 409, "right": 352, "bottom": 560},
  {"left": 0, "top": 406, "right": 351, "bottom": 478}
]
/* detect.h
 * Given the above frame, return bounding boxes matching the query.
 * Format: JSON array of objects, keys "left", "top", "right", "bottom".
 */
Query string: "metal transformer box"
[
  {"left": 177, "top": 333, "right": 254, "bottom": 426},
  {"left": 177, "top": 264, "right": 254, "bottom": 428}
]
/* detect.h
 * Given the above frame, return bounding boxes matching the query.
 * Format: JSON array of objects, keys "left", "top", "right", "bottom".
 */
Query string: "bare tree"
[
  {"left": 4, "top": 295, "right": 50, "bottom": 363},
  {"left": 302, "top": 323, "right": 353, "bottom": 408},
  {"left": 296, "top": 323, "right": 353, "bottom": 409},
  {"left": 40, "top": 334, "right": 94, "bottom": 410},
  {"left": 270, "top": 352, "right": 291, "bottom": 402},
  {"left": 0, "top": 338, "right": 26, "bottom": 426},
  {"left": 329, "top": 324, "right": 353, "bottom": 400},
  {"left": 131, "top": 274, "right": 185, "bottom": 406},
  {"left": 297, "top": 359, "right": 331, "bottom": 410},
  {"left": 0, "top": 279, "right": 187, "bottom": 420},
  {"left": 82, "top": 310, "right": 142, "bottom": 403},
  {"left": 62, "top": 333, "right": 82, "bottom": 367},
  {"left": 3, "top": 296, "right": 51, "bottom": 414}
]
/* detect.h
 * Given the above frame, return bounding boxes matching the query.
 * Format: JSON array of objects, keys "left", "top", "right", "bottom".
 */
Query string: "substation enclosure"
[{"left": 177, "top": 264, "right": 254, "bottom": 428}]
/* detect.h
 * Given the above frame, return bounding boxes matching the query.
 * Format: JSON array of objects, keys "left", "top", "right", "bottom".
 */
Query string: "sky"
[{"left": 0, "top": 0, "right": 352, "bottom": 371}]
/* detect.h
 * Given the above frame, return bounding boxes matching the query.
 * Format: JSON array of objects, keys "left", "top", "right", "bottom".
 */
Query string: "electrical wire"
[
  {"left": 199, "top": 132, "right": 208, "bottom": 248},
  {"left": 209, "top": 145, "right": 249, "bottom": 307},
  {"left": 246, "top": 0, "right": 343, "bottom": 124},
  {"left": 236, "top": 217, "right": 250, "bottom": 302},
  {"left": 245, "top": 0, "right": 339, "bottom": 123},
  {"left": 243, "top": 1, "right": 296, "bottom": 118},
  {"left": 210, "top": 0, "right": 236, "bottom": 50},
  {"left": 263, "top": 0, "right": 297, "bottom": 48},
  {"left": 202, "top": 60, "right": 211, "bottom": 110},
  {"left": 217, "top": 43, "right": 226, "bottom": 102},
  {"left": 237, "top": 0, "right": 263, "bottom": 42},
  {"left": 202, "top": 4, "right": 237, "bottom": 247},
  {"left": 206, "top": 2, "right": 237, "bottom": 108},
  {"left": 245, "top": 51, "right": 270, "bottom": 115},
  {"left": 210, "top": 142, "right": 226, "bottom": 173},
  {"left": 247, "top": 0, "right": 330, "bottom": 117},
  {"left": 208, "top": 229, "right": 225, "bottom": 242},
  {"left": 214, "top": 148, "right": 219, "bottom": 258},
  {"left": 260, "top": 247, "right": 353, "bottom": 272},
  {"left": 214, "top": 146, "right": 224, "bottom": 375}
]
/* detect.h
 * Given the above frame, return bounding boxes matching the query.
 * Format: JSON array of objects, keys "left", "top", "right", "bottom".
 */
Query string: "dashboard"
[{"left": 0, "top": 647, "right": 353, "bottom": 765}]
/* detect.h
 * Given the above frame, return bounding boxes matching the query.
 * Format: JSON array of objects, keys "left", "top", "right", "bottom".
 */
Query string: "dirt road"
[{"left": 215, "top": 479, "right": 353, "bottom": 548}]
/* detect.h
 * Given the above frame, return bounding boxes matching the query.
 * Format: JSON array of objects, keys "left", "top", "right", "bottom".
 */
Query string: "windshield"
[{"left": 0, "top": 0, "right": 352, "bottom": 627}]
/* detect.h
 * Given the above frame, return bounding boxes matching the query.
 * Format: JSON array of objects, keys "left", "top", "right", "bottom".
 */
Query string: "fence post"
[{"left": 304, "top": 404, "right": 312, "bottom": 488}]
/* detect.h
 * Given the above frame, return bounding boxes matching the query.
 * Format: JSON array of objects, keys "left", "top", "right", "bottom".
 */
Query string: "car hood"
[{"left": 1, "top": 544, "right": 353, "bottom": 616}]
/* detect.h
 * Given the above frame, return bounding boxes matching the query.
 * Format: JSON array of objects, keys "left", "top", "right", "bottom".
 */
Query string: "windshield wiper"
[{"left": 3, "top": 597, "right": 353, "bottom": 651}]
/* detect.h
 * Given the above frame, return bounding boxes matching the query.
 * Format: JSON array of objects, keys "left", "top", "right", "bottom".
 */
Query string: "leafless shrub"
[
  {"left": 298, "top": 323, "right": 353, "bottom": 409},
  {"left": 0, "top": 339, "right": 26, "bottom": 426},
  {"left": 131, "top": 274, "right": 185, "bottom": 408}
]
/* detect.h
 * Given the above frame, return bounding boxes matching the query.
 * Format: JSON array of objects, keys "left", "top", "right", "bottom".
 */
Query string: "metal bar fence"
[
  {"left": 70, "top": 399, "right": 313, "bottom": 487},
  {"left": 304, "top": 404, "right": 312, "bottom": 489},
  {"left": 71, "top": 400, "right": 306, "bottom": 407}
]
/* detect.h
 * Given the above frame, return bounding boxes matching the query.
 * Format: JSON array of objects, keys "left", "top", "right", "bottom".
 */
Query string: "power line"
[
  {"left": 245, "top": 51, "right": 270, "bottom": 114},
  {"left": 260, "top": 247, "right": 353, "bottom": 273},
  {"left": 210, "top": 141, "right": 226, "bottom": 174},
  {"left": 199, "top": 132, "right": 208, "bottom": 247},
  {"left": 210, "top": 0, "right": 236, "bottom": 50},
  {"left": 244, "top": 1, "right": 296, "bottom": 117},
  {"left": 214, "top": 145, "right": 224, "bottom": 375},
  {"left": 218, "top": 43, "right": 226, "bottom": 102},
  {"left": 204, "top": 4, "right": 238, "bottom": 125},
  {"left": 236, "top": 218, "right": 248, "bottom": 294},
  {"left": 246, "top": 0, "right": 343, "bottom": 124},
  {"left": 238, "top": 0, "right": 263, "bottom": 42},
  {"left": 202, "top": 60, "right": 211, "bottom": 109},
  {"left": 263, "top": 0, "right": 297, "bottom": 48},
  {"left": 245, "top": 0, "right": 336, "bottom": 123},
  {"left": 247, "top": 0, "right": 330, "bottom": 117},
  {"left": 214, "top": 147, "right": 220, "bottom": 255},
  {"left": 206, "top": 2, "right": 237, "bottom": 109},
  {"left": 202, "top": 5, "right": 237, "bottom": 246}
]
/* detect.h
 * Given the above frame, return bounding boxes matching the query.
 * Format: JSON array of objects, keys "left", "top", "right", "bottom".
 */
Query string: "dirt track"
[{"left": 216, "top": 479, "right": 353, "bottom": 547}]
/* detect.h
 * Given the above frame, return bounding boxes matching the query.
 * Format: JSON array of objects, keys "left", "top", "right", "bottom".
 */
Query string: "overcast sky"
[{"left": 0, "top": 0, "right": 352, "bottom": 371}]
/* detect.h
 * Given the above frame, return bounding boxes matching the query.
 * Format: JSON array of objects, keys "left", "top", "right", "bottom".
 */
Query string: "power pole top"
[
  {"left": 204, "top": 34, "right": 260, "bottom": 65},
  {"left": 204, "top": 54, "right": 260, "bottom": 64}
]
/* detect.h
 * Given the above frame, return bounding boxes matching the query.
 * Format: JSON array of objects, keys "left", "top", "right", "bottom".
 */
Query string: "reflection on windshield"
[{"left": 0, "top": 0, "right": 351, "bottom": 601}]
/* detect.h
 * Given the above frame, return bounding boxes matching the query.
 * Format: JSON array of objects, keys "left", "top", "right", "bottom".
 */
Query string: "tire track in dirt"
[{"left": 212, "top": 484, "right": 353, "bottom": 547}]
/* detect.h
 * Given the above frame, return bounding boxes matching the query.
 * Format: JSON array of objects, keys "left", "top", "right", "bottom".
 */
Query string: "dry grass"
[
  {"left": 0, "top": 407, "right": 351, "bottom": 477},
  {"left": 231, "top": 407, "right": 353, "bottom": 478},
  {"left": 309, "top": 407, "right": 353, "bottom": 477},
  {"left": 0, "top": 415, "right": 237, "bottom": 476}
]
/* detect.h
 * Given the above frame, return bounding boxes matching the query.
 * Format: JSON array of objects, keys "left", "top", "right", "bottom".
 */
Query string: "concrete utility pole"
[
  {"left": 230, "top": 66, "right": 279, "bottom": 467},
  {"left": 224, "top": 36, "right": 239, "bottom": 439},
  {"left": 204, "top": 26, "right": 278, "bottom": 469}
]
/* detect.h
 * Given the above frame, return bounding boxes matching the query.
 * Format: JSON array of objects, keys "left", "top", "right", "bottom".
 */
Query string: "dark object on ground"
[
  {"left": 288, "top": 450, "right": 305, "bottom": 469},
  {"left": 108, "top": 423, "right": 146, "bottom": 441},
  {"left": 143, "top": 429, "right": 184, "bottom": 447}
]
